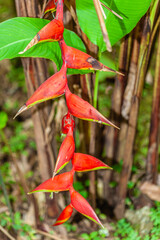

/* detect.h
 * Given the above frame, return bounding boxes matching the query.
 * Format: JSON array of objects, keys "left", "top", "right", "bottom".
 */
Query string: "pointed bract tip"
[
  {"left": 52, "top": 171, "right": 56, "bottom": 180},
  {"left": 102, "top": 66, "right": 124, "bottom": 77},
  {"left": 19, "top": 35, "right": 39, "bottom": 54},
  {"left": 100, "top": 223, "right": 105, "bottom": 229},
  {"left": 107, "top": 166, "right": 113, "bottom": 170},
  {"left": 101, "top": 119, "right": 119, "bottom": 130},
  {"left": 112, "top": 123, "right": 120, "bottom": 130},
  {"left": 116, "top": 71, "right": 125, "bottom": 76},
  {"left": 13, "top": 105, "right": 27, "bottom": 119}
]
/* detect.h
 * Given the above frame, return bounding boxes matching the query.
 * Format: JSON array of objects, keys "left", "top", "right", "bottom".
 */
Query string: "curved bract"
[
  {"left": 19, "top": 19, "right": 64, "bottom": 54},
  {"left": 26, "top": 63, "right": 67, "bottom": 107},
  {"left": 28, "top": 171, "right": 74, "bottom": 194},
  {"left": 65, "top": 85, "right": 119, "bottom": 129},
  {"left": 53, "top": 204, "right": 73, "bottom": 226},
  {"left": 14, "top": 64, "right": 67, "bottom": 119},
  {"left": 44, "top": 0, "right": 58, "bottom": 15},
  {"left": 72, "top": 153, "right": 112, "bottom": 172},
  {"left": 53, "top": 127, "right": 75, "bottom": 176},
  {"left": 59, "top": 39, "right": 123, "bottom": 75},
  {"left": 62, "top": 112, "right": 75, "bottom": 134},
  {"left": 70, "top": 187, "right": 104, "bottom": 228}
]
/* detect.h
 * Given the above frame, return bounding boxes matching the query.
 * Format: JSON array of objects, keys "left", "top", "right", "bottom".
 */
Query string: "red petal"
[
  {"left": 26, "top": 64, "right": 67, "bottom": 108},
  {"left": 53, "top": 204, "right": 73, "bottom": 226},
  {"left": 19, "top": 19, "right": 64, "bottom": 54},
  {"left": 38, "top": 19, "right": 64, "bottom": 42},
  {"left": 70, "top": 187, "right": 103, "bottom": 227},
  {"left": 54, "top": 128, "right": 75, "bottom": 175},
  {"left": 72, "top": 153, "right": 112, "bottom": 172},
  {"left": 59, "top": 39, "right": 122, "bottom": 75},
  {"left": 14, "top": 65, "right": 67, "bottom": 118},
  {"left": 55, "top": 0, "right": 64, "bottom": 21},
  {"left": 65, "top": 86, "right": 119, "bottom": 129},
  {"left": 62, "top": 112, "right": 75, "bottom": 134},
  {"left": 28, "top": 171, "right": 74, "bottom": 194},
  {"left": 44, "top": 0, "right": 57, "bottom": 14}
]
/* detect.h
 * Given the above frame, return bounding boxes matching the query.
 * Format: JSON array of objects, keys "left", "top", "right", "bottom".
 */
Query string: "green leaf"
[
  {"left": 81, "top": 233, "right": 91, "bottom": 240},
  {"left": 0, "top": 111, "right": 8, "bottom": 129},
  {"left": 73, "top": 181, "right": 84, "bottom": 191},
  {"left": 76, "top": 0, "right": 152, "bottom": 51},
  {"left": 0, "top": 17, "right": 88, "bottom": 74},
  {"left": 13, "top": 224, "right": 22, "bottom": 230},
  {"left": 1, "top": 218, "right": 7, "bottom": 227},
  {"left": 127, "top": 181, "right": 134, "bottom": 189},
  {"left": 90, "top": 231, "right": 98, "bottom": 238},
  {"left": 79, "top": 190, "right": 88, "bottom": 199}
]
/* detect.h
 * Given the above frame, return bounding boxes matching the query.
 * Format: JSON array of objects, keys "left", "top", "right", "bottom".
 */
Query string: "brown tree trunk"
[
  {"left": 103, "top": 34, "right": 132, "bottom": 204},
  {"left": 114, "top": 11, "right": 155, "bottom": 219}
]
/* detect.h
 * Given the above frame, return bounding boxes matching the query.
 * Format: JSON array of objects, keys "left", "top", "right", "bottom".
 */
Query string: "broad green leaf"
[
  {"left": 76, "top": 0, "right": 152, "bottom": 51},
  {"left": 0, "top": 111, "right": 8, "bottom": 129},
  {"left": 0, "top": 17, "right": 88, "bottom": 74}
]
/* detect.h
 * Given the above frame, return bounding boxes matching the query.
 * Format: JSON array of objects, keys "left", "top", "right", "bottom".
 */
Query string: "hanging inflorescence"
[{"left": 15, "top": 0, "right": 121, "bottom": 227}]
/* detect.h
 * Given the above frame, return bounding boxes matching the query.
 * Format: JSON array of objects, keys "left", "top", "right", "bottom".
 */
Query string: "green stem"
[{"left": 93, "top": 51, "right": 101, "bottom": 108}]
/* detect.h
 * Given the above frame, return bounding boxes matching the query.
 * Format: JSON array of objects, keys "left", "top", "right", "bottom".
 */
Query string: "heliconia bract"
[
  {"left": 69, "top": 186, "right": 104, "bottom": 228},
  {"left": 55, "top": 0, "right": 64, "bottom": 21},
  {"left": 62, "top": 112, "right": 75, "bottom": 134},
  {"left": 19, "top": 19, "right": 64, "bottom": 54},
  {"left": 14, "top": 64, "right": 67, "bottom": 119},
  {"left": 53, "top": 204, "right": 73, "bottom": 226},
  {"left": 53, "top": 127, "right": 75, "bottom": 176},
  {"left": 28, "top": 171, "right": 74, "bottom": 194},
  {"left": 72, "top": 153, "right": 112, "bottom": 172},
  {"left": 65, "top": 85, "right": 119, "bottom": 129},
  {"left": 59, "top": 39, "right": 123, "bottom": 75},
  {"left": 44, "top": 0, "right": 58, "bottom": 15}
]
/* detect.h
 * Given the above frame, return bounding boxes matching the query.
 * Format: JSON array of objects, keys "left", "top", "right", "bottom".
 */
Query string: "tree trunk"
[
  {"left": 103, "top": 34, "right": 132, "bottom": 204},
  {"left": 114, "top": 10, "right": 155, "bottom": 218}
]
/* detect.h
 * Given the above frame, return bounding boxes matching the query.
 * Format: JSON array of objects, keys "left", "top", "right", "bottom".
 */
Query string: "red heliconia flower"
[
  {"left": 59, "top": 39, "right": 123, "bottom": 75},
  {"left": 19, "top": 19, "right": 64, "bottom": 54},
  {"left": 43, "top": 0, "right": 64, "bottom": 20},
  {"left": 72, "top": 153, "right": 112, "bottom": 172},
  {"left": 62, "top": 112, "right": 75, "bottom": 134},
  {"left": 44, "top": 0, "right": 58, "bottom": 15},
  {"left": 14, "top": 64, "right": 67, "bottom": 118},
  {"left": 53, "top": 127, "right": 75, "bottom": 176},
  {"left": 65, "top": 85, "right": 119, "bottom": 129},
  {"left": 55, "top": 0, "right": 64, "bottom": 21},
  {"left": 53, "top": 204, "right": 73, "bottom": 226},
  {"left": 69, "top": 186, "right": 104, "bottom": 228},
  {"left": 28, "top": 170, "right": 74, "bottom": 194}
]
